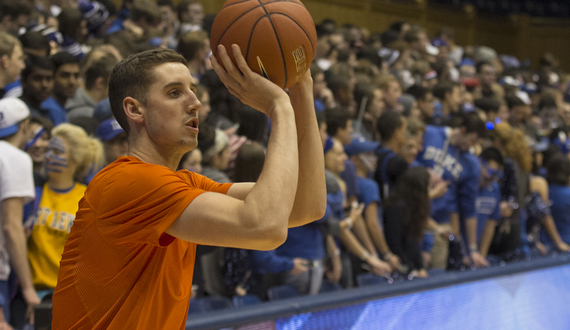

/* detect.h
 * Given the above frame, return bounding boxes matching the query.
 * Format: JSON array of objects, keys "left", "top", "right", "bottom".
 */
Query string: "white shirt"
[{"left": 0, "top": 141, "right": 35, "bottom": 280}]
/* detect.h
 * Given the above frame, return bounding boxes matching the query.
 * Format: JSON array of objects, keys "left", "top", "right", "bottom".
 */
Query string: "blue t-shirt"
[
  {"left": 356, "top": 176, "right": 382, "bottom": 227},
  {"left": 416, "top": 125, "right": 481, "bottom": 224},
  {"left": 340, "top": 159, "right": 359, "bottom": 199},
  {"left": 542, "top": 184, "right": 570, "bottom": 245},
  {"left": 461, "top": 182, "right": 500, "bottom": 243},
  {"left": 40, "top": 97, "right": 67, "bottom": 126}
]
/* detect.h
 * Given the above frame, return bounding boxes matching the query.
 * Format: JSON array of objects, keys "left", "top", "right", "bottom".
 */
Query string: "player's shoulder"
[{"left": 90, "top": 156, "right": 191, "bottom": 190}]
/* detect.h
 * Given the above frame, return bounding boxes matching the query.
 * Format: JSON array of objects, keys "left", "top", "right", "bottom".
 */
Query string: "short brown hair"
[{"left": 108, "top": 48, "right": 187, "bottom": 134}]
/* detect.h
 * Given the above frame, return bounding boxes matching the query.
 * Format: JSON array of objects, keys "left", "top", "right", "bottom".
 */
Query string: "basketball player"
[{"left": 51, "top": 44, "right": 326, "bottom": 329}]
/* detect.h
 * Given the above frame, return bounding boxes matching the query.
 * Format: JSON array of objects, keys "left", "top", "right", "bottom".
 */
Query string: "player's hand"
[
  {"left": 471, "top": 252, "right": 490, "bottom": 268},
  {"left": 290, "top": 258, "right": 309, "bottom": 275},
  {"left": 290, "top": 68, "right": 313, "bottom": 89},
  {"left": 417, "top": 269, "right": 428, "bottom": 278},
  {"left": 22, "top": 287, "right": 40, "bottom": 325},
  {"left": 210, "top": 44, "right": 289, "bottom": 118}
]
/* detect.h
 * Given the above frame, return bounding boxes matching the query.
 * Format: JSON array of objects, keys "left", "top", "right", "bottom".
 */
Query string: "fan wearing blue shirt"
[
  {"left": 41, "top": 52, "right": 79, "bottom": 124},
  {"left": 326, "top": 107, "right": 360, "bottom": 203},
  {"left": 416, "top": 112, "right": 488, "bottom": 267},
  {"left": 460, "top": 147, "right": 503, "bottom": 260},
  {"left": 345, "top": 138, "right": 403, "bottom": 272},
  {"left": 374, "top": 112, "right": 410, "bottom": 200}
]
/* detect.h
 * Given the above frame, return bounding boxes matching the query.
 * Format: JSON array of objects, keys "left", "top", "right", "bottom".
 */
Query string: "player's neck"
[{"left": 128, "top": 138, "right": 184, "bottom": 171}]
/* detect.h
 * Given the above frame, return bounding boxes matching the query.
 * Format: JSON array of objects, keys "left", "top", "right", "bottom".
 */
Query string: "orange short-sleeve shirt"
[{"left": 52, "top": 156, "right": 232, "bottom": 330}]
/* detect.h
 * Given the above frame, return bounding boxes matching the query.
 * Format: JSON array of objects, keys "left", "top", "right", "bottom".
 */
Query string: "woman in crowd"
[
  {"left": 27, "top": 124, "right": 104, "bottom": 299},
  {"left": 383, "top": 167, "right": 431, "bottom": 277}
]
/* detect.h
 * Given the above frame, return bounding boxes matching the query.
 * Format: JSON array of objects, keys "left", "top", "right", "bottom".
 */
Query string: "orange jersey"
[{"left": 52, "top": 156, "right": 232, "bottom": 330}]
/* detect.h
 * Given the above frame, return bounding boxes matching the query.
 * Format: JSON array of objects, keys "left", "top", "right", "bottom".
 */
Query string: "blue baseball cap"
[
  {"left": 344, "top": 137, "right": 379, "bottom": 157},
  {"left": 96, "top": 119, "right": 125, "bottom": 141}
]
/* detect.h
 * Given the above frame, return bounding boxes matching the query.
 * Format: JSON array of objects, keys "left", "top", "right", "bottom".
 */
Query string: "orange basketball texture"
[{"left": 210, "top": 0, "right": 317, "bottom": 89}]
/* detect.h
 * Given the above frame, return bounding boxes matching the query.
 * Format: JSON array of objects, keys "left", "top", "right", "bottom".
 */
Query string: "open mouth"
[{"left": 186, "top": 118, "right": 199, "bottom": 129}]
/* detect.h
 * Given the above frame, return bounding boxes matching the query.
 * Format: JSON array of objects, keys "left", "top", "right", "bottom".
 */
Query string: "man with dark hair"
[
  {"left": 41, "top": 52, "right": 80, "bottom": 123},
  {"left": 325, "top": 106, "right": 359, "bottom": 202},
  {"left": 432, "top": 82, "right": 461, "bottom": 120},
  {"left": 177, "top": 30, "right": 210, "bottom": 80},
  {"left": 66, "top": 57, "right": 116, "bottom": 120},
  {"left": 0, "top": 1, "right": 32, "bottom": 35},
  {"left": 325, "top": 106, "right": 352, "bottom": 145},
  {"left": 19, "top": 31, "right": 51, "bottom": 58},
  {"left": 407, "top": 84, "right": 434, "bottom": 123},
  {"left": 417, "top": 112, "right": 488, "bottom": 268},
  {"left": 374, "top": 112, "right": 409, "bottom": 199},
  {"left": 20, "top": 55, "right": 67, "bottom": 126},
  {"left": 0, "top": 31, "right": 25, "bottom": 99},
  {"left": 52, "top": 46, "right": 326, "bottom": 328}
]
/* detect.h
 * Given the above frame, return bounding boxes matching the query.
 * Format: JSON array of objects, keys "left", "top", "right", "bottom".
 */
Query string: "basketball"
[{"left": 210, "top": 0, "right": 317, "bottom": 89}]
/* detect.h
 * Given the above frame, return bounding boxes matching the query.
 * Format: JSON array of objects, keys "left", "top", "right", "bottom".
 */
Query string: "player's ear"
[{"left": 123, "top": 97, "right": 144, "bottom": 125}]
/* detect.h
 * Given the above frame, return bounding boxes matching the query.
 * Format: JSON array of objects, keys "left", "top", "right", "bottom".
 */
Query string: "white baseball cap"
[{"left": 0, "top": 98, "right": 30, "bottom": 138}]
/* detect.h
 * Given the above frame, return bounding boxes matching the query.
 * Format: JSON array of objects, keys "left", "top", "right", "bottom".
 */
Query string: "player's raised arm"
[
  {"left": 166, "top": 45, "right": 299, "bottom": 250},
  {"left": 287, "top": 70, "right": 327, "bottom": 227}
]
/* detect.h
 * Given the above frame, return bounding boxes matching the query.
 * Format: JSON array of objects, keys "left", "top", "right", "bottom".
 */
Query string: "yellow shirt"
[{"left": 28, "top": 183, "right": 87, "bottom": 289}]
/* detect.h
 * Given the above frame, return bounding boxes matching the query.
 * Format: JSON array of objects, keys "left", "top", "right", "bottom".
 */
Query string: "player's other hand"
[{"left": 210, "top": 44, "right": 289, "bottom": 118}]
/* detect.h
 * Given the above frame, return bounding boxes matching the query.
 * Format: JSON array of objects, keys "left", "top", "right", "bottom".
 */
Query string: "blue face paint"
[
  {"left": 45, "top": 137, "right": 69, "bottom": 174},
  {"left": 25, "top": 127, "right": 45, "bottom": 151}
]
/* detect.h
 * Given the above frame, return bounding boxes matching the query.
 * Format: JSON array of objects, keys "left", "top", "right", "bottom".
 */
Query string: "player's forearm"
[
  {"left": 287, "top": 79, "right": 327, "bottom": 226},
  {"left": 478, "top": 220, "right": 496, "bottom": 258},
  {"left": 244, "top": 102, "right": 299, "bottom": 231}
]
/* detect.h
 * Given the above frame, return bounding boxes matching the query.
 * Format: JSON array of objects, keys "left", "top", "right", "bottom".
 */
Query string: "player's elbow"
[{"left": 256, "top": 226, "right": 288, "bottom": 250}]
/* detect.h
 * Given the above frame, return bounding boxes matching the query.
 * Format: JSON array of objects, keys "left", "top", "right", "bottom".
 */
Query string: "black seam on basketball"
[
  {"left": 245, "top": 15, "right": 268, "bottom": 63},
  {"left": 214, "top": 3, "right": 266, "bottom": 51},
  {"left": 257, "top": 0, "right": 268, "bottom": 14},
  {"left": 259, "top": 3, "right": 287, "bottom": 88},
  {"left": 269, "top": 12, "right": 315, "bottom": 55}
]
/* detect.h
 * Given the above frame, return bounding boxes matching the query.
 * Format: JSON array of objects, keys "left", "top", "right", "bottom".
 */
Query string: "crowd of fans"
[{"left": 1, "top": 0, "right": 570, "bottom": 327}]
